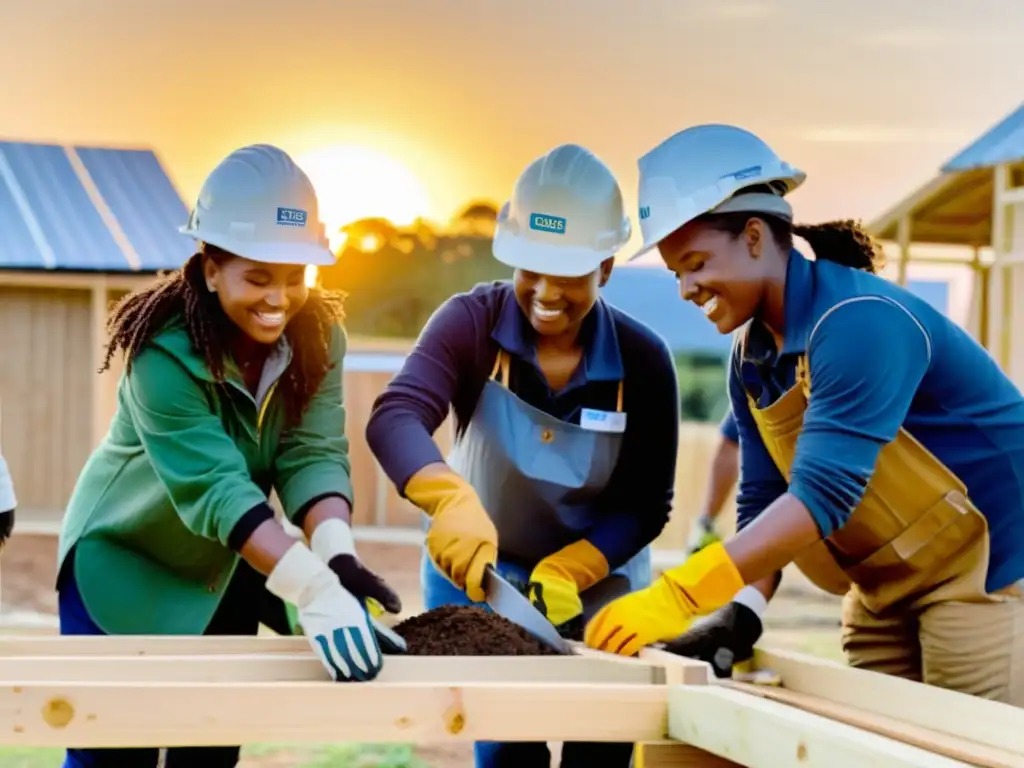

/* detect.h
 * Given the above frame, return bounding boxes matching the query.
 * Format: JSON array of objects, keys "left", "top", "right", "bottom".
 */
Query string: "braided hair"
[{"left": 100, "top": 246, "right": 346, "bottom": 427}]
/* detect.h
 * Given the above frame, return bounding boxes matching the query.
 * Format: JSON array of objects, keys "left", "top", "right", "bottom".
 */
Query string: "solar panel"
[
  {"left": 75, "top": 147, "right": 193, "bottom": 271},
  {"left": 0, "top": 142, "right": 126, "bottom": 271},
  {"left": 0, "top": 155, "right": 48, "bottom": 269},
  {"left": 0, "top": 140, "right": 193, "bottom": 273}
]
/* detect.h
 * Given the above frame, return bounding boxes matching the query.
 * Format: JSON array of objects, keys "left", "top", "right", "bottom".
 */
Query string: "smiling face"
[
  {"left": 657, "top": 216, "right": 774, "bottom": 335},
  {"left": 202, "top": 252, "right": 309, "bottom": 345},
  {"left": 512, "top": 258, "right": 613, "bottom": 338}
]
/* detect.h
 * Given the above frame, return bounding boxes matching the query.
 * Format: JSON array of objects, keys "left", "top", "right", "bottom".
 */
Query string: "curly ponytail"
[
  {"left": 792, "top": 219, "right": 885, "bottom": 274},
  {"left": 690, "top": 185, "right": 884, "bottom": 274}
]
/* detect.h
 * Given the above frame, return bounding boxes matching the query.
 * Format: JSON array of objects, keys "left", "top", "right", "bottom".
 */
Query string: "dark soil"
[{"left": 393, "top": 605, "right": 563, "bottom": 656}]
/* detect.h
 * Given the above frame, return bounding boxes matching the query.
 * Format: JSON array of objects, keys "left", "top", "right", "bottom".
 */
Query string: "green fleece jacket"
[{"left": 57, "top": 317, "right": 354, "bottom": 635}]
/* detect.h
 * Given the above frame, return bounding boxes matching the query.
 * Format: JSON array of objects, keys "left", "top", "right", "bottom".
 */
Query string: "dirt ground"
[{"left": 0, "top": 533, "right": 843, "bottom": 768}]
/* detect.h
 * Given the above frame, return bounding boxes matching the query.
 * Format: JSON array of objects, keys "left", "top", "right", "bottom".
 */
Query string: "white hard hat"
[
  {"left": 179, "top": 144, "right": 335, "bottom": 267},
  {"left": 629, "top": 124, "right": 806, "bottom": 261},
  {"left": 492, "top": 144, "right": 631, "bottom": 278}
]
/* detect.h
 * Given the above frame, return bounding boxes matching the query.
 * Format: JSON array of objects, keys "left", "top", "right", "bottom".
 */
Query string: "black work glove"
[
  {"left": 658, "top": 600, "right": 763, "bottom": 679},
  {"left": 0, "top": 508, "right": 13, "bottom": 551},
  {"left": 326, "top": 552, "right": 402, "bottom": 615}
]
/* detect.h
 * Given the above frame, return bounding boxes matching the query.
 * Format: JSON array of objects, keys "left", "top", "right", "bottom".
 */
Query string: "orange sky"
[{"left": 3, "top": 0, "right": 1024, "bottom": 285}]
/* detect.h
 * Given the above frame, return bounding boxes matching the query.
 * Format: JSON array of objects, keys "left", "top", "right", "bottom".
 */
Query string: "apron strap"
[
  {"left": 490, "top": 349, "right": 625, "bottom": 413},
  {"left": 489, "top": 349, "right": 511, "bottom": 386}
]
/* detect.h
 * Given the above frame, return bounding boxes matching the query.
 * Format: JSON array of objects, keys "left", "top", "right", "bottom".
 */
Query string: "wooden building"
[
  {"left": 868, "top": 100, "right": 1024, "bottom": 383},
  {"left": 0, "top": 140, "right": 192, "bottom": 522}
]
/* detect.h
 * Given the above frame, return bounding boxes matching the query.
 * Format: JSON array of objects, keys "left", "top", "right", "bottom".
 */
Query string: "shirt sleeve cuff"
[
  {"left": 277, "top": 465, "right": 354, "bottom": 522},
  {"left": 226, "top": 502, "right": 277, "bottom": 551}
]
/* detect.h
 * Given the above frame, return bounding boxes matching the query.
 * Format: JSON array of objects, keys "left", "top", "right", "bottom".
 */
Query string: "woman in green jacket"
[{"left": 56, "top": 144, "right": 401, "bottom": 768}]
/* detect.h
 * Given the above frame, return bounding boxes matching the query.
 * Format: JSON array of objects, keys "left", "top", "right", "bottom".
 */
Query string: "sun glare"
[{"left": 295, "top": 144, "right": 431, "bottom": 251}]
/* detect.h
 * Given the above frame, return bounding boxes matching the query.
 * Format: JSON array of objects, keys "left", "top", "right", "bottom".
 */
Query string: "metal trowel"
[{"left": 482, "top": 565, "right": 574, "bottom": 655}]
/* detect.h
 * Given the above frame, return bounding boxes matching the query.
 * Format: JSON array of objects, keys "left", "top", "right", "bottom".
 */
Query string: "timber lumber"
[
  {"left": 668, "top": 684, "right": 974, "bottom": 768},
  {"left": 720, "top": 679, "right": 1024, "bottom": 768},
  {"left": 0, "top": 635, "right": 312, "bottom": 656},
  {"left": 636, "top": 645, "right": 976, "bottom": 768},
  {"left": 753, "top": 646, "right": 1024, "bottom": 759},
  {"left": 0, "top": 633, "right": 1004, "bottom": 767}
]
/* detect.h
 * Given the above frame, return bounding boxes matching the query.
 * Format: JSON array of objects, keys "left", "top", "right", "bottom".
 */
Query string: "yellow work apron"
[{"left": 739, "top": 331, "right": 1004, "bottom": 616}]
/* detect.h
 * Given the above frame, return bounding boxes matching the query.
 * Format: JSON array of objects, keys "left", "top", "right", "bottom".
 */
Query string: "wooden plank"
[
  {"left": 0, "top": 635, "right": 311, "bottom": 656},
  {"left": 668, "top": 685, "right": 973, "bottom": 768},
  {"left": 638, "top": 647, "right": 711, "bottom": 686},
  {"left": 0, "top": 681, "right": 669, "bottom": 747},
  {"left": 754, "top": 646, "right": 1024, "bottom": 757},
  {"left": 722, "top": 680, "right": 1024, "bottom": 768},
  {"left": 0, "top": 653, "right": 657, "bottom": 685}
]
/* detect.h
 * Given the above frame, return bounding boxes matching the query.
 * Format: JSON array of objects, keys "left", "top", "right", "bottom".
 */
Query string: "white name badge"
[{"left": 580, "top": 408, "right": 627, "bottom": 434}]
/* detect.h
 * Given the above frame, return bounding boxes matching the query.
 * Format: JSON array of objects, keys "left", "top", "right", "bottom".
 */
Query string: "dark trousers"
[{"left": 57, "top": 552, "right": 275, "bottom": 768}]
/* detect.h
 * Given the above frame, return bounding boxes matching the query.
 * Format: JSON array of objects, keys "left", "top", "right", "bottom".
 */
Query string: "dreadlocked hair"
[
  {"left": 696, "top": 186, "right": 886, "bottom": 274},
  {"left": 101, "top": 247, "right": 347, "bottom": 428}
]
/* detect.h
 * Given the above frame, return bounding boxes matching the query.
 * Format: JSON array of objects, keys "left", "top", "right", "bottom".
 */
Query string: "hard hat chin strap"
[{"left": 709, "top": 192, "right": 793, "bottom": 222}]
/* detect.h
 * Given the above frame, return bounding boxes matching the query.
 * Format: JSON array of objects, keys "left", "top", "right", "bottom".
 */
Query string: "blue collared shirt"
[
  {"left": 489, "top": 289, "right": 626, "bottom": 424},
  {"left": 728, "top": 251, "right": 1024, "bottom": 593}
]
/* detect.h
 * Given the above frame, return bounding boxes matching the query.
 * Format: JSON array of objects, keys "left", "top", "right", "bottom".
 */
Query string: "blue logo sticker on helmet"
[
  {"left": 529, "top": 213, "right": 566, "bottom": 235},
  {"left": 276, "top": 207, "right": 307, "bottom": 227}
]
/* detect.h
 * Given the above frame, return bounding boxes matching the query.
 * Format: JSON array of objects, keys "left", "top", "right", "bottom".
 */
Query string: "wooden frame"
[{"left": 1, "top": 636, "right": 1019, "bottom": 767}]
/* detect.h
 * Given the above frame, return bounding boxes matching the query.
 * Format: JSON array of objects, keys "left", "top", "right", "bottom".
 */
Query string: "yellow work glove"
[
  {"left": 528, "top": 540, "right": 609, "bottom": 628},
  {"left": 584, "top": 542, "right": 744, "bottom": 656},
  {"left": 405, "top": 467, "right": 497, "bottom": 603}
]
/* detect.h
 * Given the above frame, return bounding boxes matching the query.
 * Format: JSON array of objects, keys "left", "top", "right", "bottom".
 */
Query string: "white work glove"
[
  {"left": 310, "top": 518, "right": 402, "bottom": 615},
  {"left": 265, "top": 542, "right": 382, "bottom": 682},
  {"left": 310, "top": 518, "right": 407, "bottom": 654}
]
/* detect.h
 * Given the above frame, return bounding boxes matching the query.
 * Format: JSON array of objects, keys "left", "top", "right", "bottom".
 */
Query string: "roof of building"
[
  {"left": 0, "top": 140, "right": 193, "bottom": 272},
  {"left": 602, "top": 265, "right": 950, "bottom": 355},
  {"left": 942, "top": 101, "right": 1024, "bottom": 172}
]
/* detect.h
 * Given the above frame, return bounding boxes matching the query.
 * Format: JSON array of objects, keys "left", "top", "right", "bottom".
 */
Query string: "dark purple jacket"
[{"left": 365, "top": 280, "right": 679, "bottom": 569}]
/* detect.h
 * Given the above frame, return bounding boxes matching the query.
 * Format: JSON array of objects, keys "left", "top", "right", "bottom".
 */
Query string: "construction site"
[{"left": 3, "top": 10, "right": 1024, "bottom": 763}]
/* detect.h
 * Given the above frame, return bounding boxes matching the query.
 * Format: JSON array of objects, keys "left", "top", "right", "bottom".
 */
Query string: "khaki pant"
[{"left": 841, "top": 584, "right": 1024, "bottom": 706}]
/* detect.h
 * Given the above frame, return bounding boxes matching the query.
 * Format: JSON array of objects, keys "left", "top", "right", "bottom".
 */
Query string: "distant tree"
[
  {"left": 450, "top": 199, "right": 499, "bottom": 237},
  {"left": 341, "top": 217, "right": 400, "bottom": 251}
]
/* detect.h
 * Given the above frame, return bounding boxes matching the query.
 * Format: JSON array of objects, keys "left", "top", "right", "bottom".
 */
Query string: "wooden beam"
[
  {"left": 0, "top": 653, "right": 657, "bottom": 685},
  {"left": 896, "top": 214, "right": 911, "bottom": 286},
  {"left": 0, "top": 635, "right": 311, "bottom": 656},
  {"left": 721, "top": 679, "right": 1022, "bottom": 768},
  {"left": 668, "top": 685, "right": 972, "bottom": 768},
  {"left": 754, "top": 646, "right": 1024, "bottom": 757},
  {"left": 639, "top": 647, "right": 712, "bottom": 686},
  {"left": 90, "top": 278, "right": 109, "bottom": 449},
  {"left": 0, "top": 270, "right": 156, "bottom": 292},
  {"left": 634, "top": 649, "right": 735, "bottom": 767},
  {"left": 0, "top": 681, "right": 669, "bottom": 748}
]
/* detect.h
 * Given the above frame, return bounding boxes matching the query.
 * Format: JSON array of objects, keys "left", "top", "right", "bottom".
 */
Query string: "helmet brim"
[
  {"left": 492, "top": 227, "right": 616, "bottom": 278},
  {"left": 179, "top": 227, "right": 336, "bottom": 267}
]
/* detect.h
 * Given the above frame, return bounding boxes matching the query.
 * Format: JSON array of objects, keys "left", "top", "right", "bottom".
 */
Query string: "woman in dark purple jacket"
[{"left": 366, "top": 143, "right": 680, "bottom": 768}]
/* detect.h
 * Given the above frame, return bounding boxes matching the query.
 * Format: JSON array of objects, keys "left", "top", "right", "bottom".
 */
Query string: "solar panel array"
[{"left": 0, "top": 140, "right": 194, "bottom": 272}]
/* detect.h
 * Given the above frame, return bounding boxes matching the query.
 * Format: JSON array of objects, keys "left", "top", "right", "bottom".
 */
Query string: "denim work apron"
[{"left": 420, "top": 349, "right": 650, "bottom": 768}]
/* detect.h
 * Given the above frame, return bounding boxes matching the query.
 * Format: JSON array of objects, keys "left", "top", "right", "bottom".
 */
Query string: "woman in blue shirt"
[{"left": 585, "top": 123, "right": 1024, "bottom": 707}]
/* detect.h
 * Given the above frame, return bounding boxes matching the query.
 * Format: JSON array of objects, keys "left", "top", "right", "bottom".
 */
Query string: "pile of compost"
[{"left": 392, "top": 605, "right": 563, "bottom": 656}]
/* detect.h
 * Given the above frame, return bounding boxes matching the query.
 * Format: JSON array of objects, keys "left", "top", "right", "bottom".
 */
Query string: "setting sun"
[{"left": 295, "top": 144, "right": 431, "bottom": 251}]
